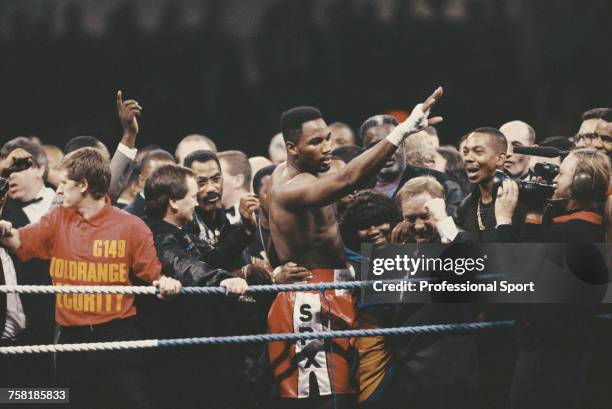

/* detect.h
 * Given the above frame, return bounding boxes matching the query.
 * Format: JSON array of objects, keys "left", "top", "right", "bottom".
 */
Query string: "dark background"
[{"left": 0, "top": 0, "right": 610, "bottom": 156}]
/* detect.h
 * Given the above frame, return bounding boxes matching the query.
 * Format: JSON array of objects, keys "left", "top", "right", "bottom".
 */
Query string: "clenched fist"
[
  {"left": 0, "top": 220, "right": 13, "bottom": 237},
  {"left": 423, "top": 197, "right": 447, "bottom": 223}
]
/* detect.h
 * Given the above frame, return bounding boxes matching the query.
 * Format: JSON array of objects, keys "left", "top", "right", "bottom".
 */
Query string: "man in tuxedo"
[
  {"left": 0, "top": 138, "right": 55, "bottom": 387},
  {"left": 218, "top": 150, "right": 253, "bottom": 225}
]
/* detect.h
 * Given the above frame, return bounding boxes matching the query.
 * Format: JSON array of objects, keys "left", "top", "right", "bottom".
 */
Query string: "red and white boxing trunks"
[{"left": 268, "top": 267, "right": 357, "bottom": 399}]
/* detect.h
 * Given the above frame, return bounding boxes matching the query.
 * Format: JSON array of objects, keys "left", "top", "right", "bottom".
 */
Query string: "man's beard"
[{"left": 198, "top": 191, "right": 222, "bottom": 213}]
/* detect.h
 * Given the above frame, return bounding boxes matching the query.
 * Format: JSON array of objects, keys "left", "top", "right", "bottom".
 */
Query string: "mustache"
[
  {"left": 200, "top": 192, "right": 221, "bottom": 201},
  {"left": 412, "top": 227, "right": 431, "bottom": 235}
]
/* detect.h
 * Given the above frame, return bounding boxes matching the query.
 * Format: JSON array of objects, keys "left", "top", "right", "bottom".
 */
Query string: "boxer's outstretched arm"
[{"left": 276, "top": 87, "right": 443, "bottom": 208}]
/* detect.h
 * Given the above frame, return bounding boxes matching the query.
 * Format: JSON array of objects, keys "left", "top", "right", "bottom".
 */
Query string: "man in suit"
[
  {"left": 0, "top": 246, "right": 28, "bottom": 387},
  {"left": 63, "top": 90, "right": 144, "bottom": 203},
  {"left": 386, "top": 175, "right": 481, "bottom": 409},
  {"left": 0, "top": 138, "right": 56, "bottom": 387},
  {"left": 218, "top": 150, "right": 254, "bottom": 225}
]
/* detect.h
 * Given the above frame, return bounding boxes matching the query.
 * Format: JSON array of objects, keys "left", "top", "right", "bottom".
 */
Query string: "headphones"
[{"left": 570, "top": 150, "right": 601, "bottom": 204}]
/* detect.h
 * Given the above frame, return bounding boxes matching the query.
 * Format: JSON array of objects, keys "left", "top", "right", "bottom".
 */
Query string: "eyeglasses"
[{"left": 574, "top": 133, "right": 600, "bottom": 142}]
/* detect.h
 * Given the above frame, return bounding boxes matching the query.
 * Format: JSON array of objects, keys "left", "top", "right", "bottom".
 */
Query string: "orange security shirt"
[{"left": 16, "top": 197, "right": 161, "bottom": 327}]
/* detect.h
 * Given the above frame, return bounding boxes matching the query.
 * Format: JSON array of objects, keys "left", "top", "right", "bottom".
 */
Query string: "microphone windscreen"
[{"left": 512, "top": 146, "right": 564, "bottom": 157}]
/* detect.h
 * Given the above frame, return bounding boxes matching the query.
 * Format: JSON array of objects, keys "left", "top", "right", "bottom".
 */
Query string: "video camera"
[
  {"left": 1, "top": 156, "right": 34, "bottom": 179},
  {"left": 492, "top": 168, "right": 556, "bottom": 203},
  {"left": 493, "top": 146, "right": 563, "bottom": 204}
]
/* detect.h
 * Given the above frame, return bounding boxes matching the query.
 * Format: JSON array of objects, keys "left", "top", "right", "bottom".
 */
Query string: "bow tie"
[
  {"left": 19, "top": 196, "right": 44, "bottom": 207},
  {"left": 226, "top": 206, "right": 236, "bottom": 216}
]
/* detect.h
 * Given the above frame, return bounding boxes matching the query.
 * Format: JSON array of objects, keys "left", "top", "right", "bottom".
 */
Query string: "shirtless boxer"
[{"left": 267, "top": 87, "right": 443, "bottom": 408}]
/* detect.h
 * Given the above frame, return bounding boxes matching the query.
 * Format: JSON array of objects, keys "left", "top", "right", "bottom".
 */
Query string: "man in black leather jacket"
[{"left": 142, "top": 164, "right": 248, "bottom": 409}]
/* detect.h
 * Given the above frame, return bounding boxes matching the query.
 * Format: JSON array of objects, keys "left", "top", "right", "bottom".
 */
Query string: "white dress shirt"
[
  {"left": 116, "top": 142, "right": 138, "bottom": 160},
  {"left": 1, "top": 248, "right": 26, "bottom": 340},
  {"left": 436, "top": 216, "right": 459, "bottom": 243},
  {"left": 22, "top": 186, "right": 57, "bottom": 224}
]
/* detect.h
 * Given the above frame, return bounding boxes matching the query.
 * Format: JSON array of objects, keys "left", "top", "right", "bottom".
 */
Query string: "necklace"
[{"left": 477, "top": 199, "right": 491, "bottom": 231}]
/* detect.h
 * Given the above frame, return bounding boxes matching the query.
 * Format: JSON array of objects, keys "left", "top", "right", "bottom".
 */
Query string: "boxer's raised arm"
[{"left": 275, "top": 87, "right": 443, "bottom": 208}]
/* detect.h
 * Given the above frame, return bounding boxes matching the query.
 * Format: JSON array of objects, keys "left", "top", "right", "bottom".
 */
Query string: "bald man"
[
  {"left": 268, "top": 133, "right": 287, "bottom": 164},
  {"left": 500, "top": 120, "right": 536, "bottom": 180}
]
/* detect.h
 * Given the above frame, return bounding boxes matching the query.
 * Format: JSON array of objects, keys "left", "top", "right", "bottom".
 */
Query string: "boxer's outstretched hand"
[{"left": 391, "top": 87, "right": 444, "bottom": 140}]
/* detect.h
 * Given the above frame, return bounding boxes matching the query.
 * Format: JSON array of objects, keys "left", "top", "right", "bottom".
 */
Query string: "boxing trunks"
[{"left": 268, "top": 267, "right": 357, "bottom": 399}]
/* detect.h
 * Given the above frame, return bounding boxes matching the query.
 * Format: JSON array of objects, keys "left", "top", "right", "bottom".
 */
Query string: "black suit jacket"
[
  {"left": 0, "top": 249, "right": 24, "bottom": 338},
  {"left": 0, "top": 256, "right": 5, "bottom": 335},
  {"left": 1, "top": 199, "right": 55, "bottom": 344},
  {"left": 124, "top": 193, "right": 146, "bottom": 218},
  {"left": 456, "top": 187, "right": 526, "bottom": 243}
]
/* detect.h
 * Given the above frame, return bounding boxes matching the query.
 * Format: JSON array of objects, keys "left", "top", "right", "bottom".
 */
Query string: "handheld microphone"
[{"left": 512, "top": 146, "right": 567, "bottom": 158}]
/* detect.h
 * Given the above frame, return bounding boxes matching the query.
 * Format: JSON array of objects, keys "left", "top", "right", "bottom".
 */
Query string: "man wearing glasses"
[{"left": 574, "top": 107, "right": 612, "bottom": 154}]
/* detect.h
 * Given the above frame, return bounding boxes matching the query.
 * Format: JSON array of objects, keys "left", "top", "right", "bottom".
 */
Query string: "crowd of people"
[{"left": 0, "top": 87, "right": 611, "bottom": 409}]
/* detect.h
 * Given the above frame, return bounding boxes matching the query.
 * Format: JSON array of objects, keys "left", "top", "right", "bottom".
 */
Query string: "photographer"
[
  {"left": 495, "top": 149, "right": 610, "bottom": 243},
  {"left": 495, "top": 149, "right": 611, "bottom": 409}
]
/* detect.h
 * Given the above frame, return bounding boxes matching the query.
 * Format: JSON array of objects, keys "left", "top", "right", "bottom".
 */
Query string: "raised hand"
[
  {"left": 116, "top": 90, "right": 142, "bottom": 139},
  {"left": 423, "top": 197, "right": 448, "bottom": 223},
  {"left": 239, "top": 193, "right": 260, "bottom": 230},
  {"left": 406, "top": 86, "right": 444, "bottom": 131},
  {"left": 494, "top": 180, "right": 519, "bottom": 225},
  {"left": 0, "top": 148, "right": 33, "bottom": 174},
  {"left": 387, "top": 87, "right": 444, "bottom": 145},
  {"left": 421, "top": 86, "right": 444, "bottom": 125}
]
